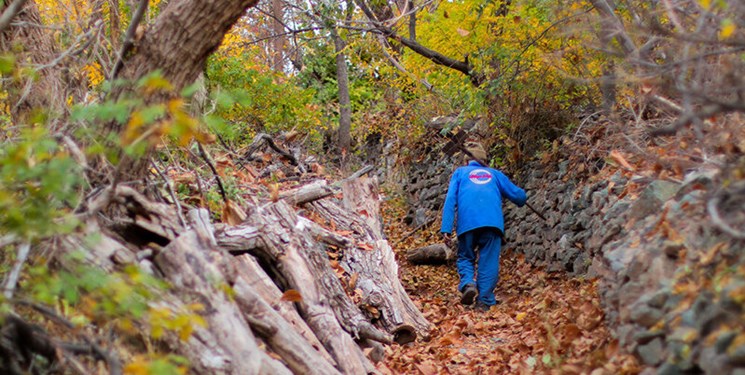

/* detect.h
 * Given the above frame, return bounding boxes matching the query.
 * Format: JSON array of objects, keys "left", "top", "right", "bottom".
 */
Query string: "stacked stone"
[
  {"left": 405, "top": 149, "right": 745, "bottom": 373},
  {"left": 503, "top": 161, "right": 745, "bottom": 374},
  {"left": 403, "top": 156, "right": 457, "bottom": 228}
]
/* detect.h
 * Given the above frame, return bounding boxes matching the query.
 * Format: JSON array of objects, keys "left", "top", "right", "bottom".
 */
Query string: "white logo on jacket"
[{"left": 468, "top": 169, "right": 492, "bottom": 185}]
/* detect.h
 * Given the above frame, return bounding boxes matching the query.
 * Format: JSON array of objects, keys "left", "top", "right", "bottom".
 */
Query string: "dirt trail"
[{"left": 379, "top": 200, "right": 640, "bottom": 375}]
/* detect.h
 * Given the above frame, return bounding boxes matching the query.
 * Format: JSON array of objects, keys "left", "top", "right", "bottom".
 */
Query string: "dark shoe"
[
  {"left": 473, "top": 301, "right": 491, "bottom": 312},
  {"left": 460, "top": 284, "right": 478, "bottom": 305}
]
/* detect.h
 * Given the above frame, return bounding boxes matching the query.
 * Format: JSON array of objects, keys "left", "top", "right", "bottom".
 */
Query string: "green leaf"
[
  {"left": 0, "top": 54, "right": 15, "bottom": 74},
  {"left": 542, "top": 353, "right": 552, "bottom": 365}
]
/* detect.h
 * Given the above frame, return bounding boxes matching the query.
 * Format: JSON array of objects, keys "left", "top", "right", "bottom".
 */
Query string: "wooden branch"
[
  {"left": 355, "top": 0, "right": 482, "bottom": 86},
  {"left": 2, "top": 242, "right": 29, "bottom": 299},
  {"left": 220, "top": 202, "right": 379, "bottom": 374},
  {"left": 231, "top": 256, "right": 341, "bottom": 375},
  {"left": 13, "top": 302, "right": 123, "bottom": 374},
  {"left": 109, "top": 0, "right": 148, "bottom": 79},
  {"left": 707, "top": 197, "right": 745, "bottom": 239},
  {"left": 307, "top": 177, "right": 433, "bottom": 344}
]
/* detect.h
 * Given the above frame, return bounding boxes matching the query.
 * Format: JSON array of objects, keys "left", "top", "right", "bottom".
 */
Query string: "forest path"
[{"left": 379, "top": 200, "right": 640, "bottom": 374}]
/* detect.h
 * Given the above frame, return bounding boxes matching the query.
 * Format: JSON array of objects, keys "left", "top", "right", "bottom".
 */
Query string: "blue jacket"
[{"left": 441, "top": 161, "right": 527, "bottom": 235}]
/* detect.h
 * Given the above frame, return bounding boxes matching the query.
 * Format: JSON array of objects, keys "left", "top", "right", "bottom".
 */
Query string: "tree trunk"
[
  {"left": 333, "top": 29, "right": 352, "bottom": 157},
  {"left": 218, "top": 201, "right": 383, "bottom": 374},
  {"left": 110, "top": 0, "right": 260, "bottom": 183}
]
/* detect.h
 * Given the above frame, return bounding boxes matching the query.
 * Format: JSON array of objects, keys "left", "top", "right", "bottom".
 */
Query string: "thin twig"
[
  {"left": 197, "top": 142, "right": 228, "bottom": 203},
  {"left": 151, "top": 160, "right": 187, "bottom": 228},
  {"left": 18, "top": 300, "right": 123, "bottom": 375}
]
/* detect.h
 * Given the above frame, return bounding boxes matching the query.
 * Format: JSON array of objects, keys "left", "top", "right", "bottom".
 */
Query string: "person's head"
[{"left": 464, "top": 141, "right": 487, "bottom": 163}]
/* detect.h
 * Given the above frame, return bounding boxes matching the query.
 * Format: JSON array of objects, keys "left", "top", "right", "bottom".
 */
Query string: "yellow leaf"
[
  {"left": 699, "top": 0, "right": 711, "bottom": 9},
  {"left": 124, "top": 360, "right": 149, "bottom": 375},
  {"left": 720, "top": 20, "right": 736, "bottom": 39},
  {"left": 516, "top": 312, "right": 527, "bottom": 321}
]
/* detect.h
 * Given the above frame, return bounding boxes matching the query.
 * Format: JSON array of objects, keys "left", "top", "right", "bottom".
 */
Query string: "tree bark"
[{"left": 231, "top": 255, "right": 341, "bottom": 375}]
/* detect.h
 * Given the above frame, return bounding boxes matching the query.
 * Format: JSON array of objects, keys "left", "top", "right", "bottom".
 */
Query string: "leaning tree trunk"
[{"left": 108, "top": 0, "right": 261, "bottom": 183}]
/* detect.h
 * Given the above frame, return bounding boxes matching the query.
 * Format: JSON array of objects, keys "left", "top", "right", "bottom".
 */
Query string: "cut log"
[
  {"left": 155, "top": 213, "right": 291, "bottom": 375},
  {"left": 218, "top": 201, "right": 382, "bottom": 374},
  {"left": 231, "top": 256, "right": 341, "bottom": 375},
  {"left": 233, "top": 254, "right": 337, "bottom": 368},
  {"left": 306, "top": 177, "right": 433, "bottom": 344},
  {"left": 406, "top": 243, "right": 455, "bottom": 265},
  {"left": 280, "top": 179, "right": 335, "bottom": 205}
]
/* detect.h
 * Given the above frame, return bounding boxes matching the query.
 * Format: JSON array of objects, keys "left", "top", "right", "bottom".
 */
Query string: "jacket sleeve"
[
  {"left": 440, "top": 169, "right": 459, "bottom": 234},
  {"left": 495, "top": 170, "right": 527, "bottom": 207}
]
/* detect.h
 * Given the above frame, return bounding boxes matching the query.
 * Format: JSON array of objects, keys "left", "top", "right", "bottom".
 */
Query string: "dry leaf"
[
  {"left": 221, "top": 199, "right": 247, "bottom": 226},
  {"left": 357, "top": 242, "right": 375, "bottom": 251},
  {"left": 456, "top": 28, "right": 470, "bottom": 36},
  {"left": 280, "top": 289, "right": 303, "bottom": 302},
  {"left": 609, "top": 150, "right": 635, "bottom": 171},
  {"left": 270, "top": 183, "right": 280, "bottom": 202}
]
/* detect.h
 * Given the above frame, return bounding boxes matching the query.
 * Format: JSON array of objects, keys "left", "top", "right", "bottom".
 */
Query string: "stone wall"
[{"left": 406, "top": 152, "right": 745, "bottom": 374}]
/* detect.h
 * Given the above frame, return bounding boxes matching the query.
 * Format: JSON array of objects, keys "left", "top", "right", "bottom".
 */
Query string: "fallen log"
[
  {"left": 155, "top": 211, "right": 291, "bottom": 375},
  {"left": 406, "top": 243, "right": 455, "bottom": 265},
  {"left": 306, "top": 177, "right": 433, "bottom": 344},
  {"left": 219, "top": 201, "right": 383, "bottom": 374}
]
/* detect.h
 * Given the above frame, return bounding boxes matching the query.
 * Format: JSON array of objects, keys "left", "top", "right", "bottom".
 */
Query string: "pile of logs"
[{"left": 9, "top": 171, "right": 432, "bottom": 374}]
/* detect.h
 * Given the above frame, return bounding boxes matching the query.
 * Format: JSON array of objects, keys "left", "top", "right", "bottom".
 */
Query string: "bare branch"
[
  {"left": 110, "top": 0, "right": 148, "bottom": 79},
  {"left": 2, "top": 242, "right": 30, "bottom": 299},
  {"left": 707, "top": 197, "right": 745, "bottom": 240}
]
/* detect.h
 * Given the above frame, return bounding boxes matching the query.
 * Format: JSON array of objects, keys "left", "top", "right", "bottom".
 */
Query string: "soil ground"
[{"left": 378, "top": 197, "right": 641, "bottom": 375}]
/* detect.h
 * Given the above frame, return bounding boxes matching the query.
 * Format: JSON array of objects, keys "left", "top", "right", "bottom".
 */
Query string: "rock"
[
  {"left": 644, "top": 288, "right": 670, "bottom": 309},
  {"left": 636, "top": 337, "right": 665, "bottom": 365},
  {"left": 630, "top": 306, "right": 663, "bottom": 328},
  {"left": 629, "top": 180, "right": 681, "bottom": 220},
  {"left": 699, "top": 346, "right": 730, "bottom": 375},
  {"left": 414, "top": 207, "right": 428, "bottom": 227},
  {"left": 591, "top": 189, "right": 609, "bottom": 210},
  {"left": 603, "top": 200, "right": 630, "bottom": 222},
  {"left": 634, "top": 329, "right": 665, "bottom": 345},
  {"left": 656, "top": 362, "right": 684, "bottom": 375},
  {"left": 727, "top": 339, "right": 745, "bottom": 366},
  {"left": 662, "top": 241, "right": 684, "bottom": 259},
  {"left": 605, "top": 245, "right": 641, "bottom": 273},
  {"left": 558, "top": 160, "right": 570, "bottom": 179},
  {"left": 715, "top": 331, "right": 737, "bottom": 353}
]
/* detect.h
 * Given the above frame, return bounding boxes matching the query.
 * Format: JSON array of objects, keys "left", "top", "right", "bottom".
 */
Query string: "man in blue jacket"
[{"left": 441, "top": 141, "right": 527, "bottom": 311}]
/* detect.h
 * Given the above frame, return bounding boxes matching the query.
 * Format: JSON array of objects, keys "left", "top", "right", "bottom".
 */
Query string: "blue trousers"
[{"left": 457, "top": 227, "right": 502, "bottom": 305}]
